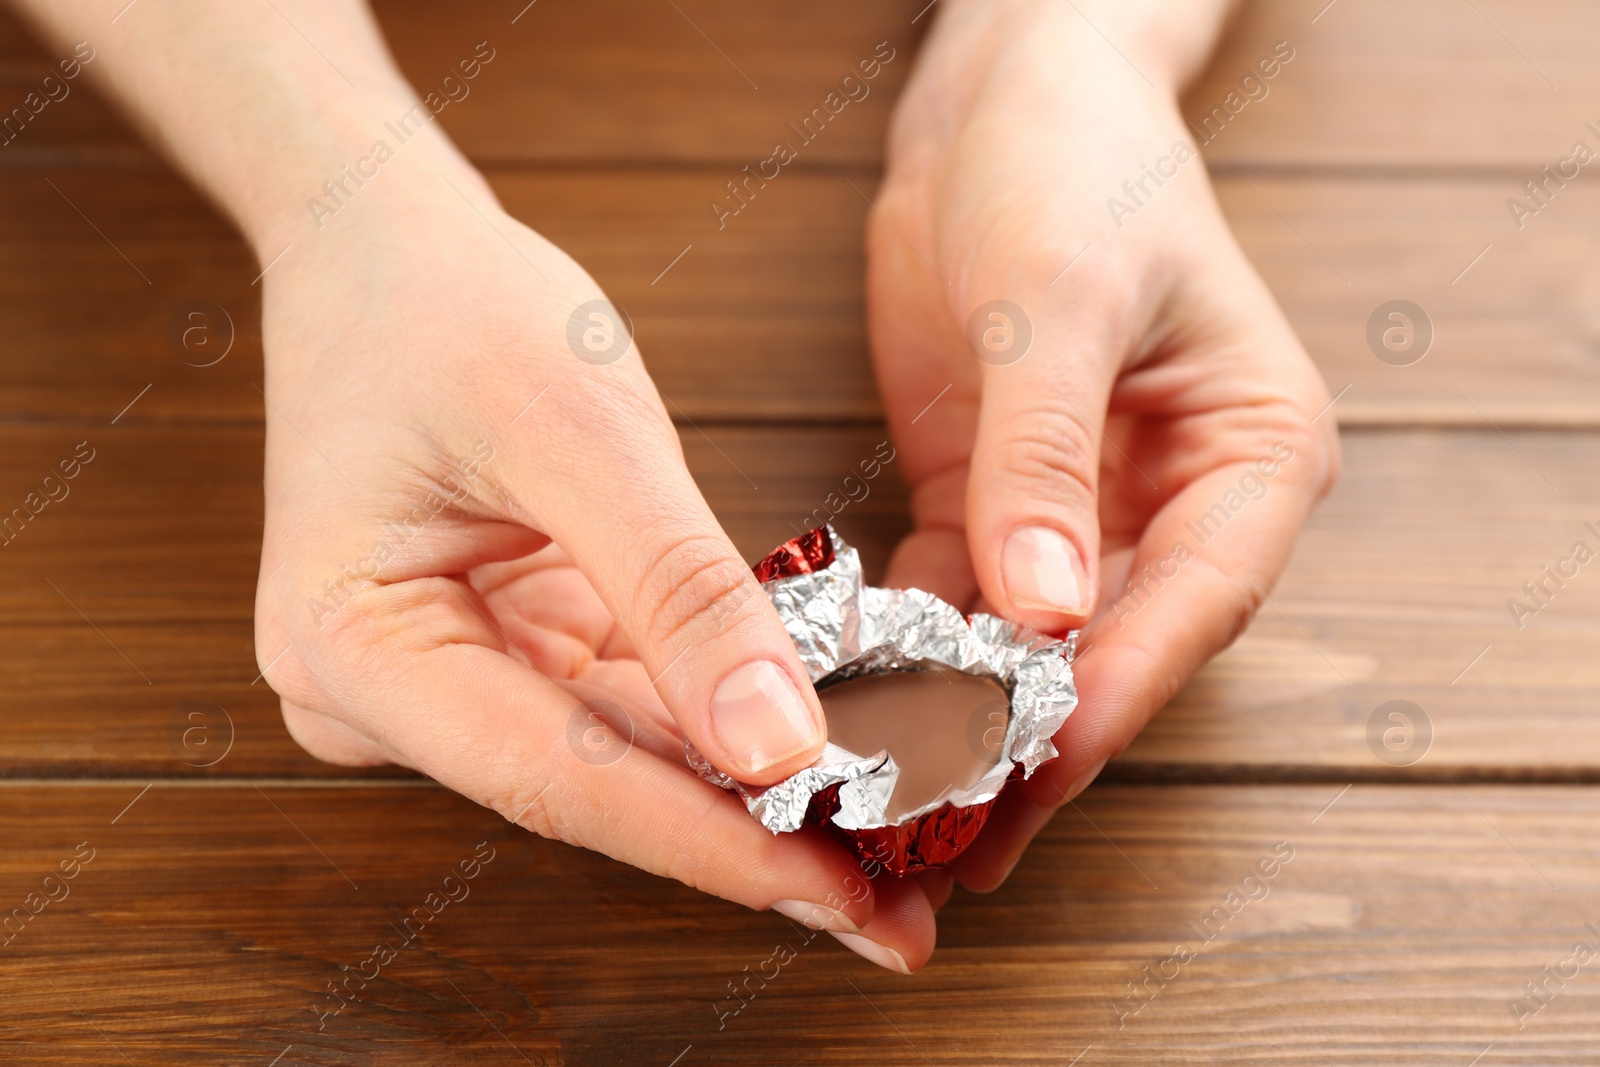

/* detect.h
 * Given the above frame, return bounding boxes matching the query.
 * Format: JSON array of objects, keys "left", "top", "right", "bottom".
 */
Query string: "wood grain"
[
  {"left": 0, "top": 167, "right": 886, "bottom": 423},
  {"left": 4, "top": 0, "right": 1594, "bottom": 171},
  {"left": 1189, "top": 0, "right": 1597, "bottom": 169},
  {"left": 5, "top": 423, "right": 1600, "bottom": 778},
  {"left": 0, "top": 424, "right": 908, "bottom": 627},
  {"left": 3, "top": 782, "right": 1598, "bottom": 1064},
  {"left": 6, "top": 169, "right": 1600, "bottom": 425},
  {"left": 0, "top": 0, "right": 923, "bottom": 169},
  {"left": 1127, "top": 431, "right": 1600, "bottom": 778},
  {"left": 0, "top": 620, "right": 320, "bottom": 778},
  {"left": 0, "top": 0, "right": 1596, "bottom": 1056},
  {"left": 1216, "top": 177, "right": 1600, "bottom": 426},
  {"left": 378, "top": 0, "right": 923, "bottom": 167},
  {"left": 0, "top": 422, "right": 908, "bottom": 776}
]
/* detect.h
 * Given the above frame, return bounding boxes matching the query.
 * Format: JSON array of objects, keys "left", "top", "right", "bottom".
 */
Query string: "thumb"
[
  {"left": 505, "top": 382, "right": 827, "bottom": 787},
  {"left": 963, "top": 296, "right": 1118, "bottom": 634}
]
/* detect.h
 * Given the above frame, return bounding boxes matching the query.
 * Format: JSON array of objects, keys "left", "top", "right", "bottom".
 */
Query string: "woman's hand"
[
  {"left": 0, "top": 0, "right": 943, "bottom": 971},
  {"left": 866, "top": 0, "right": 1340, "bottom": 890},
  {"left": 248, "top": 164, "right": 942, "bottom": 969}
]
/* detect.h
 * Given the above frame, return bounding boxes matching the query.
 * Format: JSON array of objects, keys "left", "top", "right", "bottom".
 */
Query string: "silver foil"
[{"left": 688, "top": 527, "right": 1078, "bottom": 834}]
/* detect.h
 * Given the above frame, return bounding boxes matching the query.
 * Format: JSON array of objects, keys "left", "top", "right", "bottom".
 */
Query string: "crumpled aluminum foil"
[{"left": 688, "top": 526, "right": 1077, "bottom": 841}]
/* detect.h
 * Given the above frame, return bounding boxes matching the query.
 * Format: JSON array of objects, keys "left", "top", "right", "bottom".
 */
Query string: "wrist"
[
  {"left": 937, "top": 0, "right": 1234, "bottom": 95},
  {"left": 238, "top": 88, "right": 490, "bottom": 259}
]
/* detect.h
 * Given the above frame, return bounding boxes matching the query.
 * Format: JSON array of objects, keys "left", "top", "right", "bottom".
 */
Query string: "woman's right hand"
[{"left": 248, "top": 161, "right": 941, "bottom": 971}]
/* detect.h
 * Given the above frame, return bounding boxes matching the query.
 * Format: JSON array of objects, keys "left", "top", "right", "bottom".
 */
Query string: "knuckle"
[
  {"left": 637, "top": 533, "right": 759, "bottom": 649},
  {"left": 1270, "top": 413, "right": 1342, "bottom": 502},
  {"left": 310, "top": 587, "right": 400, "bottom": 681},
  {"left": 253, "top": 612, "right": 325, "bottom": 714},
  {"left": 254, "top": 536, "right": 391, "bottom": 711},
  {"left": 494, "top": 781, "right": 576, "bottom": 848},
  {"left": 279, "top": 576, "right": 490, "bottom": 713},
  {"left": 990, "top": 405, "right": 1101, "bottom": 504},
  {"left": 278, "top": 700, "right": 336, "bottom": 762},
  {"left": 1224, "top": 575, "right": 1266, "bottom": 649},
  {"left": 544, "top": 366, "right": 671, "bottom": 438},
  {"left": 1312, "top": 423, "right": 1343, "bottom": 499},
  {"left": 865, "top": 178, "right": 947, "bottom": 276},
  {"left": 321, "top": 578, "right": 470, "bottom": 661},
  {"left": 656, "top": 830, "right": 720, "bottom": 896},
  {"left": 1204, "top": 554, "right": 1267, "bottom": 650},
  {"left": 279, "top": 700, "right": 390, "bottom": 768},
  {"left": 866, "top": 178, "right": 921, "bottom": 237}
]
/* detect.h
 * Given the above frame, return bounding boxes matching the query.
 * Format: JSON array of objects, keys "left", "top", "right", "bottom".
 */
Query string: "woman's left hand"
[{"left": 864, "top": 0, "right": 1340, "bottom": 892}]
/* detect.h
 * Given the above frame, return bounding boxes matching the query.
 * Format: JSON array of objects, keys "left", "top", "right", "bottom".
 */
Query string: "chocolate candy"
[{"left": 687, "top": 526, "right": 1078, "bottom": 875}]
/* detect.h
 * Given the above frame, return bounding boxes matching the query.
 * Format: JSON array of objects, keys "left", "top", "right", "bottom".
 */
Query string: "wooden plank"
[
  {"left": 380, "top": 0, "right": 922, "bottom": 167},
  {"left": 1126, "top": 430, "right": 1600, "bottom": 778},
  {"left": 0, "top": 620, "right": 403, "bottom": 779},
  {"left": 1217, "top": 176, "right": 1600, "bottom": 426},
  {"left": 0, "top": 422, "right": 906, "bottom": 776},
  {"left": 0, "top": 424, "right": 905, "bottom": 626},
  {"left": 1187, "top": 0, "right": 1599, "bottom": 169},
  {"left": 508, "top": 170, "right": 882, "bottom": 421},
  {"left": 0, "top": 423, "right": 263, "bottom": 624},
  {"left": 4, "top": 422, "right": 1600, "bottom": 778},
  {"left": 0, "top": 0, "right": 922, "bottom": 169},
  {"left": 7, "top": 169, "right": 1600, "bottom": 425},
  {"left": 3, "top": 782, "right": 1598, "bottom": 1062},
  {"left": 0, "top": 168, "right": 882, "bottom": 423},
  {"left": 4, "top": 0, "right": 1593, "bottom": 171}
]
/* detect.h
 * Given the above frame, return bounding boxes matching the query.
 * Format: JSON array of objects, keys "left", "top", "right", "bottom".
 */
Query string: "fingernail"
[
  {"left": 1002, "top": 526, "right": 1085, "bottom": 615},
  {"left": 710, "top": 661, "right": 823, "bottom": 776},
  {"left": 829, "top": 930, "right": 911, "bottom": 974},
  {"left": 1064, "top": 757, "right": 1108, "bottom": 803},
  {"left": 772, "top": 898, "right": 860, "bottom": 934}
]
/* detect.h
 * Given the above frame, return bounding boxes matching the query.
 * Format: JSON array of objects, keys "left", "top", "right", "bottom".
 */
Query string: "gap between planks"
[
  {"left": 0, "top": 149, "right": 1571, "bottom": 184},
  {"left": 13, "top": 767, "right": 1600, "bottom": 787},
  {"left": 12, "top": 415, "right": 1600, "bottom": 432}
]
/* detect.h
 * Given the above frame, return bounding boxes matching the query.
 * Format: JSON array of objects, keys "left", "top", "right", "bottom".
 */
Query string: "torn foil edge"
[{"left": 687, "top": 527, "right": 1078, "bottom": 834}]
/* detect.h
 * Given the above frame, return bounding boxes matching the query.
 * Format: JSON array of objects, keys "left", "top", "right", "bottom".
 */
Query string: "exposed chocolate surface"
[{"left": 819, "top": 670, "right": 1008, "bottom": 821}]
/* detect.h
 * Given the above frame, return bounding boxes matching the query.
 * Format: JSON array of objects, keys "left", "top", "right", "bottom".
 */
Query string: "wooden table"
[{"left": 4, "top": 0, "right": 1599, "bottom": 1062}]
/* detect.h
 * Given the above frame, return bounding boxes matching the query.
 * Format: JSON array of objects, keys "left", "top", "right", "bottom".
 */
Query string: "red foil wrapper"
[
  {"left": 752, "top": 525, "right": 835, "bottom": 582},
  {"left": 806, "top": 768, "right": 1026, "bottom": 875},
  {"left": 687, "top": 527, "right": 1078, "bottom": 876}
]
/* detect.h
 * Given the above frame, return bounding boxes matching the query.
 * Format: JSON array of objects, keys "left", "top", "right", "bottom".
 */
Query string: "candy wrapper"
[{"left": 687, "top": 526, "right": 1077, "bottom": 875}]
